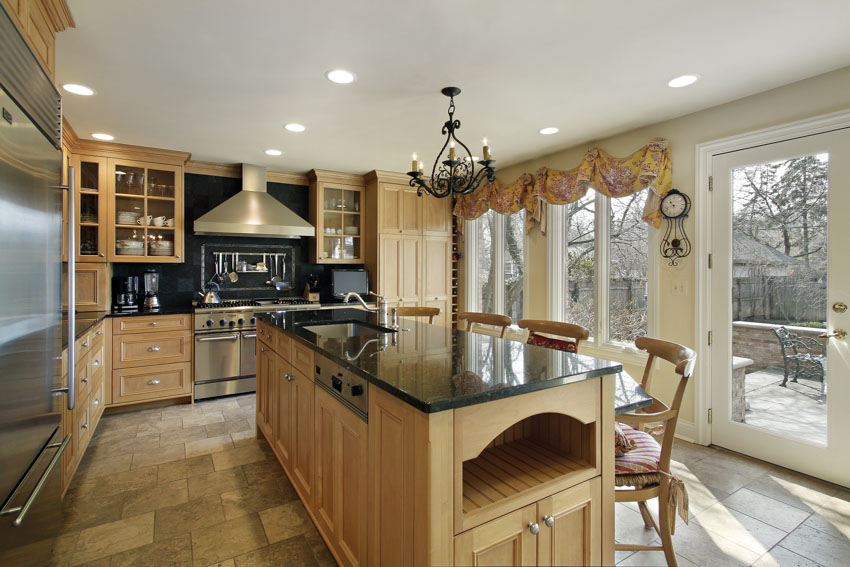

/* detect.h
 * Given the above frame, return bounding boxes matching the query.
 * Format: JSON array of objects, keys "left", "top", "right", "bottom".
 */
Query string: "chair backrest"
[
  {"left": 518, "top": 319, "right": 590, "bottom": 352},
  {"left": 633, "top": 336, "right": 696, "bottom": 473},
  {"left": 396, "top": 306, "right": 440, "bottom": 324},
  {"left": 457, "top": 311, "right": 512, "bottom": 338},
  {"left": 773, "top": 326, "right": 796, "bottom": 355}
]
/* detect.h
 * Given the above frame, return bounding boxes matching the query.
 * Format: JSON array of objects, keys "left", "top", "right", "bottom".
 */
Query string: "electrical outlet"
[{"left": 672, "top": 280, "right": 688, "bottom": 296}]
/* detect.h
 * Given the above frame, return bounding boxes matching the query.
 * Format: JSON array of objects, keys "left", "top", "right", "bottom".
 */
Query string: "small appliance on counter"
[
  {"left": 113, "top": 276, "right": 140, "bottom": 312},
  {"left": 143, "top": 268, "right": 161, "bottom": 310},
  {"left": 304, "top": 273, "right": 320, "bottom": 302},
  {"left": 331, "top": 268, "right": 369, "bottom": 299}
]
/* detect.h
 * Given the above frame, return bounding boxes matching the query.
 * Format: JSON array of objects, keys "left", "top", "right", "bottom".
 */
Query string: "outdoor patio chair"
[{"left": 773, "top": 326, "right": 827, "bottom": 394}]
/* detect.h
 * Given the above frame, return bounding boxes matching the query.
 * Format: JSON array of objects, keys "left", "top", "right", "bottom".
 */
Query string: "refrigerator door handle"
[
  {"left": 0, "top": 433, "right": 71, "bottom": 527},
  {"left": 63, "top": 166, "right": 75, "bottom": 410}
]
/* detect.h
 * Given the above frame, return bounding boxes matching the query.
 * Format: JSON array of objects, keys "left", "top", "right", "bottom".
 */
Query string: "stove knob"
[
  {"left": 206, "top": 320, "right": 214, "bottom": 327},
  {"left": 350, "top": 384, "right": 364, "bottom": 396},
  {"left": 251, "top": 317, "right": 256, "bottom": 324},
  {"left": 229, "top": 320, "right": 236, "bottom": 327},
  {"left": 238, "top": 318, "right": 246, "bottom": 325},
  {"left": 219, "top": 319, "right": 227, "bottom": 326}
]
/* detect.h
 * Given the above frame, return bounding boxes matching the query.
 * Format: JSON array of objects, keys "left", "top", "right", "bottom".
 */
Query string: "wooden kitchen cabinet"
[
  {"left": 72, "top": 154, "right": 108, "bottom": 262},
  {"left": 422, "top": 236, "right": 452, "bottom": 327},
  {"left": 455, "top": 504, "right": 538, "bottom": 566},
  {"left": 291, "top": 367, "right": 315, "bottom": 502},
  {"left": 0, "top": 0, "right": 73, "bottom": 81},
  {"left": 423, "top": 193, "right": 453, "bottom": 236},
  {"left": 62, "top": 262, "right": 110, "bottom": 312},
  {"left": 308, "top": 169, "right": 365, "bottom": 264},
  {"left": 107, "top": 158, "right": 184, "bottom": 262},
  {"left": 377, "top": 180, "right": 421, "bottom": 235},
  {"left": 314, "top": 385, "right": 369, "bottom": 567},
  {"left": 378, "top": 234, "right": 420, "bottom": 306},
  {"left": 256, "top": 342, "right": 275, "bottom": 438},
  {"left": 274, "top": 355, "right": 293, "bottom": 470}
]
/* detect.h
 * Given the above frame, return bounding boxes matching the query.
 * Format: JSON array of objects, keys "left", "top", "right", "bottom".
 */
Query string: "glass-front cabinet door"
[
  {"left": 317, "top": 182, "right": 363, "bottom": 263},
  {"left": 73, "top": 155, "right": 108, "bottom": 262},
  {"left": 107, "top": 159, "right": 183, "bottom": 262}
]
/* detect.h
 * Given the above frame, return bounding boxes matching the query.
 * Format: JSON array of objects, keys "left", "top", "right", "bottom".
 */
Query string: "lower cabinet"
[
  {"left": 256, "top": 342, "right": 275, "bottom": 437},
  {"left": 290, "top": 368, "right": 314, "bottom": 501},
  {"left": 274, "top": 355, "right": 293, "bottom": 469},
  {"left": 314, "top": 386, "right": 368, "bottom": 567},
  {"left": 454, "top": 478, "right": 601, "bottom": 567}
]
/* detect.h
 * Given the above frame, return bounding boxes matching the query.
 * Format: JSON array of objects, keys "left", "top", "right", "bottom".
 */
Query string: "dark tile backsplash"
[{"left": 111, "top": 173, "right": 356, "bottom": 308}]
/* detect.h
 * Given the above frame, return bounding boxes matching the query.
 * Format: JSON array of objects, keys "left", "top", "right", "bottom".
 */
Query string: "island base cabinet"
[
  {"left": 455, "top": 478, "right": 601, "bottom": 567},
  {"left": 290, "top": 368, "right": 314, "bottom": 503},
  {"left": 256, "top": 343, "right": 275, "bottom": 438}
]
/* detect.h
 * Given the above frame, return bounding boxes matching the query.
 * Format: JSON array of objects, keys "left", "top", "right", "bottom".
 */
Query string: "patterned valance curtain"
[{"left": 453, "top": 138, "right": 673, "bottom": 232}]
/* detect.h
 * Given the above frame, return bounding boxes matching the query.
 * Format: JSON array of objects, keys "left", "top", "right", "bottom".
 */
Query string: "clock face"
[{"left": 661, "top": 192, "right": 688, "bottom": 218}]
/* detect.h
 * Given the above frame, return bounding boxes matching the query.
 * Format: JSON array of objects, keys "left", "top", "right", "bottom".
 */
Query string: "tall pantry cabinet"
[{"left": 363, "top": 171, "right": 453, "bottom": 328}]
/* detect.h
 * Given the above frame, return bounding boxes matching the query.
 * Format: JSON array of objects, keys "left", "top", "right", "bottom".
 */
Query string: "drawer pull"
[
  {"left": 284, "top": 373, "right": 293, "bottom": 382},
  {"left": 96, "top": 330, "right": 102, "bottom": 336},
  {"left": 93, "top": 398, "right": 99, "bottom": 406},
  {"left": 260, "top": 347, "right": 267, "bottom": 352},
  {"left": 148, "top": 346, "right": 161, "bottom": 352},
  {"left": 152, "top": 322, "right": 158, "bottom": 327},
  {"left": 81, "top": 377, "right": 88, "bottom": 384},
  {"left": 81, "top": 341, "right": 88, "bottom": 348},
  {"left": 148, "top": 379, "right": 161, "bottom": 385},
  {"left": 81, "top": 423, "right": 88, "bottom": 430},
  {"left": 92, "top": 359, "right": 100, "bottom": 367}
]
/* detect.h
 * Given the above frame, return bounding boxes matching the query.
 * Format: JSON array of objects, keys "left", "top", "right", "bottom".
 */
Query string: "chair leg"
[
  {"left": 657, "top": 486, "right": 678, "bottom": 567},
  {"left": 637, "top": 500, "right": 654, "bottom": 528}
]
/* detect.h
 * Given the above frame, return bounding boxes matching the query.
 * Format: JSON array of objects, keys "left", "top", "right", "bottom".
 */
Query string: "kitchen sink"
[{"left": 300, "top": 320, "right": 395, "bottom": 340}]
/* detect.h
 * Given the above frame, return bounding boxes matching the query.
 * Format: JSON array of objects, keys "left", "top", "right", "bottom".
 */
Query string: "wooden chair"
[
  {"left": 518, "top": 319, "right": 590, "bottom": 353},
  {"left": 457, "top": 312, "right": 512, "bottom": 338},
  {"left": 614, "top": 336, "right": 696, "bottom": 567},
  {"left": 395, "top": 306, "right": 440, "bottom": 324}
]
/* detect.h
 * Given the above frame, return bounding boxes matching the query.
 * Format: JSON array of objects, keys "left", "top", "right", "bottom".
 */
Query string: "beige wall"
[{"left": 491, "top": 66, "right": 850, "bottom": 426}]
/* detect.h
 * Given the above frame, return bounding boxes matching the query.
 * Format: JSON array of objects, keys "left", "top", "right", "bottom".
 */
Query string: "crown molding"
[
  {"left": 308, "top": 168, "right": 365, "bottom": 187},
  {"left": 72, "top": 139, "right": 191, "bottom": 165}
]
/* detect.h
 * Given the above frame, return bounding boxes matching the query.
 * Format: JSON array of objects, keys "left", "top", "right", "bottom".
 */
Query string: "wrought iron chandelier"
[{"left": 407, "top": 87, "right": 496, "bottom": 198}]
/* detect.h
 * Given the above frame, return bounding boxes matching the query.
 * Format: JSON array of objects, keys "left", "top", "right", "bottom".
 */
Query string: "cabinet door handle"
[
  {"left": 100, "top": 253, "right": 105, "bottom": 257},
  {"left": 284, "top": 373, "right": 293, "bottom": 382},
  {"left": 92, "top": 359, "right": 100, "bottom": 367},
  {"left": 81, "top": 423, "right": 88, "bottom": 430},
  {"left": 543, "top": 515, "right": 554, "bottom": 528},
  {"left": 148, "top": 379, "right": 160, "bottom": 385},
  {"left": 93, "top": 398, "right": 99, "bottom": 406},
  {"left": 260, "top": 347, "right": 267, "bottom": 352},
  {"left": 81, "top": 377, "right": 88, "bottom": 384},
  {"left": 81, "top": 341, "right": 88, "bottom": 348},
  {"left": 148, "top": 346, "right": 161, "bottom": 352},
  {"left": 528, "top": 522, "right": 539, "bottom": 535},
  {"left": 152, "top": 322, "right": 158, "bottom": 327},
  {"left": 96, "top": 330, "right": 102, "bottom": 336}
]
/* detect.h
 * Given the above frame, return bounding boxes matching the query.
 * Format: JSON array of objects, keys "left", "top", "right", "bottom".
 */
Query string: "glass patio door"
[{"left": 710, "top": 128, "right": 850, "bottom": 486}]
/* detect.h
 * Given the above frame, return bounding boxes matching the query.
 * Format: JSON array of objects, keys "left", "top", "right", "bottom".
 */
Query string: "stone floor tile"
[
  {"left": 236, "top": 395, "right": 256, "bottom": 407},
  {"left": 69, "top": 466, "right": 158, "bottom": 499},
  {"left": 121, "top": 479, "right": 189, "bottom": 518},
  {"left": 185, "top": 434, "right": 235, "bottom": 458},
  {"left": 73, "top": 557, "right": 111, "bottom": 567},
  {"left": 615, "top": 504, "right": 658, "bottom": 547},
  {"left": 258, "top": 501, "right": 313, "bottom": 545},
  {"left": 745, "top": 471, "right": 837, "bottom": 512},
  {"left": 98, "top": 411, "right": 163, "bottom": 429},
  {"left": 204, "top": 560, "right": 235, "bottom": 567},
  {"left": 721, "top": 487, "right": 812, "bottom": 532},
  {"left": 131, "top": 442, "right": 186, "bottom": 470},
  {"left": 241, "top": 459, "right": 286, "bottom": 486},
  {"left": 804, "top": 493, "right": 850, "bottom": 539},
  {"left": 187, "top": 467, "right": 248, "bottom": 500},
  {"left": 87, "top": 423, "right": 139, "bottom": 445},
  {"left": 686, "top": 457, "right": 765, "bottom": 495},
  {"left": 201, "top": 398, "right": 242, "bottom": 412},
  {"left": 693, "top": 502, "right": 788, "bottom": 554},
  {"left": 60, "top": 493, "right": 126, "bottom": 534},
  {"left": 205, "top": 418, "right": 252, "bottom": 438},
  {"left": 616, "top": 550, "right": 698, "bottom": 566},
  {"left": 183, "top": 412, "right": 225, "bottom": 428},
  {"left": 191, "top": 514, "right": 268, "bottom": 567},
  {"left": 231, "top": 429, "right": 259, "bottom": 446},
  {"left": 136, "top": 416, "right": 186, "bottom": 437},
  {"left": 780, "top": 524, "right": 850, "bottom": 567},
  {"left": 3, "top": 529, "right": 80, "bottom": 567},
  {"left": 160, "top": 403, "right": 206, "bottom": 420},
  {"left": 221, "top": 407, "right": 257, "bottom": 421},
  {"left": 212, "top": 444, "right": 268, "bottom": 471},
  {"left": 69, "top": 511, "right": 154, "bottom": 566},
  {"left": 221, "top": 479, "right": 297, "bottom": 520},
  {"left": 157, "top": 454, "right": 216, "bottom": 484},
  {"left": 153, "top": 494, "right": 226, "bottom": 542},
  {"left": 233, "top": 534, "right": 318, "bottom": 566},
  {"left": 654, "top": 520, "right": 761, "bottom": 567},
  {"left": 74, "top": 453, "right": 133, "bottom": 482},
  {"left": 159, "top": 425, "right": 209, "bottom": 448},
  {"left": 109, "top": 533, "right": 193, "bottom": 567},
  {"left": 750, "top": 545, "right": 824, "bottom": 567},
  {"left": 84, "top": 434, "right": 162, "bottom": 460},
  {"left": 614, "top": 550, "right": 635, "bottom": 564},
  {"left": 301, "top": 522, "right": 337, "bottom": 567}
]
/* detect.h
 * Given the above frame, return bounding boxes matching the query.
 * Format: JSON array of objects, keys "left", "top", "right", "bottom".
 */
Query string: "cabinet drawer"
[
  {"left": 257, "top": 321, "right": 275, "bottom": 347},
  {"left": 74, "top": 392, "right": 92, "bottom": 455},
  {"left": 90, "top": 344, "right": 105, "bottom": 381},
  {"left": 114, "top": 314, "right": 191, "bottom": 334},
  {"left": 113, "top": 330, "right": 191, "bottom": 368},
  {"left": 90, "top": 321, "right": 106, "bottom": 348},
  {"left": 90, "top": 378, "right": 106, "bottom": 425},
  {"left": 74, "top": 332, "right": 90, "bottom": 361},
  {"left": 291, "top": 341, "right": 314, "bottom": 380},
  {"left": 276, "top": 331, "right": 291, "bottom": 361},
  {"left": 112, "top": 362, "right": 192, "bottom": 404},
  {"left": 75, "top": 354, "right": 90, "bottom": 404}
]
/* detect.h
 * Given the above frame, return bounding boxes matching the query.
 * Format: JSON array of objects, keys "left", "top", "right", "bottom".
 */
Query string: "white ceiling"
[{"left": 57, "top": 0, "right": 850, "bottom": 175}]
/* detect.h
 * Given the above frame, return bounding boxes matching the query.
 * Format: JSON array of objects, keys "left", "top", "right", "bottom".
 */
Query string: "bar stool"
[
  {"left": 517, "top": 319, "right": 590, "bottom": 353},
  {"left": 457, "top": 312, "right": 512, "bottom": 338},
  {"left": 395, "top": 306, "right": 440, "bottom": 324}
]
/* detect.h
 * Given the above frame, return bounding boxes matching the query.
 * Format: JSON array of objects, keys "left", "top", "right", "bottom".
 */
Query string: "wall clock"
[{"left": 659, "top": 188, "right": 691, "bottom": 266}]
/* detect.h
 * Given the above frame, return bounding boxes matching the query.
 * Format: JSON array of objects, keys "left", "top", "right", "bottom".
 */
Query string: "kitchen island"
[{"left": 255, "top": 308, "right": 646, "bottom": 567}]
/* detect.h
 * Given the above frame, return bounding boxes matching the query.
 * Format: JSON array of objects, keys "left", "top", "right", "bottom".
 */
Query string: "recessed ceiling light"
[
  {"left": 91, "top": 133, "right": 114, "bottom": 141},
  {"left": 539, "top": 127, "right": 559, "bottom": 135},
  {"left": 325, "top": 69, "right": 356, "bottom": 84},
  {"left": 265, "top": 149, "right": 282, "bottom": 156},
  {"left": 668, "top": 74, "right": 700, "bottom": 88},
  {"left": 62, "top": 83, "right": 95, "bottom": 96},
  {"left": 284, "top": 123, "right": 306, "bottom": 133}
]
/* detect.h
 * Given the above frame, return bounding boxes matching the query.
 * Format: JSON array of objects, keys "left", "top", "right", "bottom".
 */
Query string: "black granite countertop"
[
  {"left": 61, "top": 305, "right": 194, "bottom": 350},
  {"left": 258, "top": 308, "right": 650, "bottom": 414},
  {"left": 111, "top": 305, "right": 194, "bottom": 317}
]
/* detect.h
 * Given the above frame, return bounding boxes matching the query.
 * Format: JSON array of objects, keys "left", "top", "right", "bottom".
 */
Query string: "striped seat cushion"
[
  {"left": 615, "top": 423, "right": 660, "bottom": 477},
  {"left": 527, "top": 332, "right": 578, "bottom": 353}
]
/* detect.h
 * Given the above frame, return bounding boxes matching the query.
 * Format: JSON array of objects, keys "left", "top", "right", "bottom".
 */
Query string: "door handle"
[
  {"left": 65, "top": 167, "right": 76, "bottom": 411},
  {"left": 242, "top": 333, "right": 257, "bottom": 339},
  {"left": 147, "top": 346, "right": 161, "bottom": 352},
  {"left": 0, "top": 434, "right": 71, "bottom": 527},
  {"left": 196, "top": 335, "right": 239, "bottom": 342},
  {"left": 818, "top": 329, "right": 847, "bottom": 340},
  {"left": 148, "top": 379, "right": 160, "bottom": 385}
]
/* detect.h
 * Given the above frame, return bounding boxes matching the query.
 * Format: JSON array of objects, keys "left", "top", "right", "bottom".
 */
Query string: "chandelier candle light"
[{"left": 407, "top": 87, "right": 496, "bottom": 198}]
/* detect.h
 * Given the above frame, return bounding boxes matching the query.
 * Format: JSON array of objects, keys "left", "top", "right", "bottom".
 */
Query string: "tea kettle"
[{"left": 198, "top": 282, "right": 221, "bottom": 304}]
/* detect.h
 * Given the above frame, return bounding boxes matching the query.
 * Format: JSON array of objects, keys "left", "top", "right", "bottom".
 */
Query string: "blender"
[{"left": 143, "top": 268, "right": 161, "bottom": 310}]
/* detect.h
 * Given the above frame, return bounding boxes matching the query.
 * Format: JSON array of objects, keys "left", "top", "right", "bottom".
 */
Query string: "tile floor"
[
  {"left": 48, "top": 393, "right": 336, "bottom": 567},
  {"left": 26, "top": 392, "right": 850, "bottom": 566}
]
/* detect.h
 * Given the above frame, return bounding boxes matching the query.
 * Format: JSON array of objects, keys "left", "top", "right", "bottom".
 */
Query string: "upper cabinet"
[
  {"left": 308, "top": 169, "right": 365, "bottom": 264},
  {"left": 1, "top": 0, "right": 74, "bottom": 81},
  {"left": 72, "top": 154, "right": 108, "bottom": 262},
  {"left": 106, "top": 158, "right": 184, "bottom": 263},
  {"left": 379, "top": 182, "right": 421, "bottom": 234}
]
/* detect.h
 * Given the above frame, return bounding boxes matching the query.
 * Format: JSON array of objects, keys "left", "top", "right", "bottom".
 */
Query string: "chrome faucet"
[{"left": 343, "top": 291, "right": 393, "bottom": 328}]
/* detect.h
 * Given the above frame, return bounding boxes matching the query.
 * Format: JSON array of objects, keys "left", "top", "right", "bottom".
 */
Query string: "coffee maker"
[
  {"left": 143, "top": 268, "right": 161, "bottom": 310},
  {"left": 112, "top": 276, "right": 140, "bottom": 312}
]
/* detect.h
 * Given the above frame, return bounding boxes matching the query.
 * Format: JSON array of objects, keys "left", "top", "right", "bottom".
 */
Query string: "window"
[
  {"left": 550, "top": 190, "right": 652, "bottom": 349},
  {"left": 466, "top": 209, "right": 526, "bottom": 321}
]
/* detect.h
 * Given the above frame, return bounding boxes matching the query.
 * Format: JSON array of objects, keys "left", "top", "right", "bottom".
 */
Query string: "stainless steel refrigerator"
[{"left": 0, "top": 2, "right": 72, "bottom": 563}]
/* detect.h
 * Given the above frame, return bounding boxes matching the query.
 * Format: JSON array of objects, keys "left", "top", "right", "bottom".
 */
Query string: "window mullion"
[
  {"left": 493, "top": 214, "right": 505, "bottom": 315},
  {"left": 547, "top": 204, "right": 565, "bottom": 322},
  {"left": 464, "top": 219, "right": 479, "bottom": 312},
  {"left": 595, "top": 194, "right": 610, "bottom": 345}
]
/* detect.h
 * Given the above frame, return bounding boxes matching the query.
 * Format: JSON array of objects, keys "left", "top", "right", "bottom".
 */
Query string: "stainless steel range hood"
[{"left": 194, "top": 164, "right": 315, "bottom": 238}]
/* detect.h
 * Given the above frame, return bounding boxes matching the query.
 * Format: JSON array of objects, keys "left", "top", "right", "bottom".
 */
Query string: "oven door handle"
[
  {"left": 241, "top": 333, "right": 257, "bottom": 339},
  {"left": 196, "top": 334, "right": 240, "bottom": 342}
]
